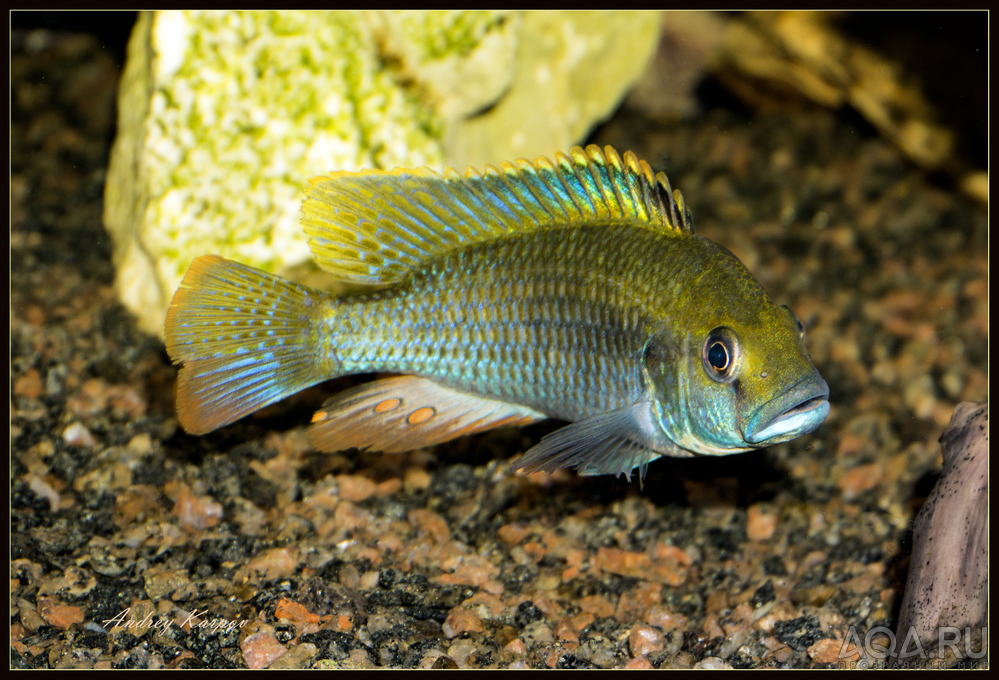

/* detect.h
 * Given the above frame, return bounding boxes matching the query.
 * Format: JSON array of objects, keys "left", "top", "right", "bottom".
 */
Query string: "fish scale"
[
  {"left": 325, "top": 224, "right": 674, "bottom": 420},
  {"left": 165, "top": 145, "right": 829, "bottom": 480}
]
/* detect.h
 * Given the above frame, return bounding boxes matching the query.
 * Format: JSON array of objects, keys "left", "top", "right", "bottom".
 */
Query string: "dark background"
[{"left": 10, "top": 10, "right": 988, "bottom": 169}]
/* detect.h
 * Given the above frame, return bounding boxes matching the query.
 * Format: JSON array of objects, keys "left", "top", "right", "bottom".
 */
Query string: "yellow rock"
[{"left": 103, "top": 10, "right": 660, "bottom": 336}]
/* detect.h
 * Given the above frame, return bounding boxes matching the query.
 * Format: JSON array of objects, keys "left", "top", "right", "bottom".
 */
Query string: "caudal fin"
[{"left": 164, "top": 255, "right": 336, "bottom": 434}]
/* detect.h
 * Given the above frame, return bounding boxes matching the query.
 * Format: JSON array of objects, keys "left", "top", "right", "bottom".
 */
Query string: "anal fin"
[{"left": 310, "top": 376, "right": 546, "bottom": 454}]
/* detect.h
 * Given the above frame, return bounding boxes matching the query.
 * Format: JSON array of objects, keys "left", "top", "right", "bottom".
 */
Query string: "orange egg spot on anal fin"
[
  {"left": 311, "top": 411, "right": 328, "bottom": 423},
  {"left": 408, "top": 407, "right": 435, "bottom": 425},
  {"left": 375, "top": 398, "right": 401, "bottom": 413}
]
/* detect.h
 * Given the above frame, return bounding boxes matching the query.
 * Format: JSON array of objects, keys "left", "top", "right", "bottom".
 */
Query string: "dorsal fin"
[{"left": 302, "top": 144, "right": 694, "bottom": 285}]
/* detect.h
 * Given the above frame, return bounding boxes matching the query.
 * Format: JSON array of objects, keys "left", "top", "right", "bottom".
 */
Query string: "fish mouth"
[{"left": 745, "top": 377, "right": 830, "bottom": 445}]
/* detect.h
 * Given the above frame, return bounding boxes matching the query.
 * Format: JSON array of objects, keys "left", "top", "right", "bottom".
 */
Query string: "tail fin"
[{"left": 164, "top": 255, "right": 336, "bottom": 434}]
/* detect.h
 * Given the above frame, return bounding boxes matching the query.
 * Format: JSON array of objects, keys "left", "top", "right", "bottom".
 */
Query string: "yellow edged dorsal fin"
[
  {"left": 309, "top": 376, "right": 546, "bottom": 454},
  {"left": 302, "top": 144, "right": 694, "bottom": 285}
]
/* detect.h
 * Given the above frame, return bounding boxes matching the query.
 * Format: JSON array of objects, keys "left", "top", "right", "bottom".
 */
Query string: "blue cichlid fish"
[{"left": 165, "top": 145, "right": 829, "bottom": 480}]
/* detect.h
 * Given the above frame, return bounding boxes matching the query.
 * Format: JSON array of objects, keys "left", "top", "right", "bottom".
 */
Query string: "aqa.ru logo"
[{"left": 838, "top": 625, "right": 987, "bottom": 668}]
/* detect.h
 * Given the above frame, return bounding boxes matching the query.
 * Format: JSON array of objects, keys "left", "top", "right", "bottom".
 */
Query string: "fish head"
[{"left": 647, "top": 241, "right": 830, "bottom": 455}]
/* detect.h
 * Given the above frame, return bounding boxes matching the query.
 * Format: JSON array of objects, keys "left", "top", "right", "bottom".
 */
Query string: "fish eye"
[
  {"left": 702, "top": 327, "right": 740, "bottom": 383},
  {"left": 707, "top": 341, "right": 728, "bottom": 370}
]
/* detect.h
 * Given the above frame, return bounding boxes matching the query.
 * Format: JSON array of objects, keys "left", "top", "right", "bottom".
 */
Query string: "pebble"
[
  {"left": 126, "top": 432, "right": 153, "bottom": 455},
  {"left": 447, "top": 641, "right": 479, "bottom": 668},
  {"left": 13, "top": 369, "right": 44, "bottom": 398},
  {"left": 114, "top": 485, "right": 163, "bottom": 526},
  {"left": 376, "top": 478, "right": 402, "bottom": 495},
  {"left": 246, "top": 547, "right": 299, "bottom": 581},
  {"left": 461, "top": 592, "right": 507, "bottom": 621},
  {"left": 807, "top": 637, "right": 847, "bottom": 663},
  {"left": 497, "top": 523, "right": 531, "bottom": 546},
  {"left": 171, "top": 485, "right": 223, "bottom": 530},
  {"left": 241, "top": 629, "right": 287, "bottom": 669},
  {"left": 403, "top": 466, "right": 432, "bottom": 492},
  {"left": 65, "top": 378, "right": 109, "bottom": 417},
  {"left": 335, "top": 474, "right": 376, "bottom": 503},
  {"left": 431, "top": 654, "right": 459, "bottom": 669},
  {"left": 554, "top": 615, "right": 584, "bottom": 642},
  {"left": 443, "top": 608, "right": 485, "bottom": 638},
  {"left": 17, "top": 599, "right": 47, "bottom": 632},
  {"left": 504, "top": 638, "right": 527, "bottom": 655},
  {"left": 347, "top": 648, "right": 375, "bottom": 668},
  {"left": 37, "top": 598, "right": 85, "bottom": 630},
  {"left": 414, "top": 650, "right": 444, "bottom": 668},
  {"left": 26, "top": 474, "right": 62, "bottom": 513},
  {"left": 721, "top": 603, "right": 755, "bottom": 636},
  {"left": 106, "top": 384, "right": 146, "bottom": 419},
  {"left": 593, "top": 547, "right": 686, "bottom": 585},
  {"left": 579, "top": 594, "right": 616, "bottom": 619},
  {"left": 643, "top": 604, "right": 688, "bottom": 633},
  {"left": 274, "top": 599, "right": 320, "bottom": 626},
  {"left": 624, "top": 655, "right": 655, "bottom": 669},
  {"left": 268, "top": 643, "right": 317, "bottom": 669},
  {"left": 746, "top": 504, "right": 778, "bottom": 541},
  {"left": 836, "top": 462, "right": 884, "bottom": 499},
  {"left": 616, "top": 581, "right": 663, "bottom": 621},
  {"left": 62, "top": 422, "right": 98, "bottom": 447},
  {"left": 409, "top": 508, "right": 451, "bottom": 544},
  {"left": 437, "top": 554, "right": 501, "bottom": 591},
  {"left": 521, "top": 621, "right": 555, "bottom": 647},
  {"left": 142, "top": 567, "right": 190, "bottom": 601},
  {"left": 332, "top": 501, "right": 372, "bottom": 533},
  {"left": 40, "top": 566, "right": 96, "bottom": 599},
  {"left": 628, "top": 625, "right": 665, "bottom": 657}
]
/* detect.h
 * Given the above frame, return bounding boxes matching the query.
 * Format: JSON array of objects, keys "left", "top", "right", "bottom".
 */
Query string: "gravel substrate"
[{"left": 11, "top": 22, "right": 987, "bottom": 669}]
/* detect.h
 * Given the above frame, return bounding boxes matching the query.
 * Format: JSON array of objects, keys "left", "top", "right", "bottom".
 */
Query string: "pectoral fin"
[
  {"left": 310, "top": 376, "right": 546, "bottom": 454},
  {"left": 512, "top": 402, "right": 683, "bottom": 483}
]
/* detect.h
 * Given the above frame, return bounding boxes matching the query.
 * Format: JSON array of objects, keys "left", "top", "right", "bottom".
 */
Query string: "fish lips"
[{"left": 744, "top": 376, "right": 830, "bottom": 446}]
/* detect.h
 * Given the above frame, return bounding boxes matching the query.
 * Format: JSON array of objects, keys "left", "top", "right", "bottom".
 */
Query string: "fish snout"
[{"left": 744, "top": 377, "right": 830, "bottom": 445}]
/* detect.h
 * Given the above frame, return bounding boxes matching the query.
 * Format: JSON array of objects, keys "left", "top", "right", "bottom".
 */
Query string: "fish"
[{"left": 164, "top": 144, "right": 830, "bottom": 481}]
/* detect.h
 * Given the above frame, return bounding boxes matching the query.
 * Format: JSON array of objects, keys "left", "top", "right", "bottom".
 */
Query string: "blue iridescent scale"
[{"left": 323, "top": 223, "right": 686, "bottom": 421}]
